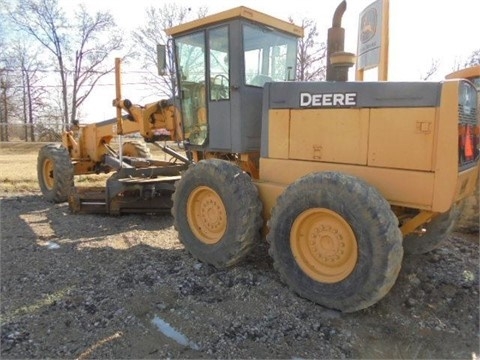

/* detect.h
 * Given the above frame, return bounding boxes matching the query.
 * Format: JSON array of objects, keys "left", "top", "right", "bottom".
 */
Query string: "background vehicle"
[{"left": 37, "top": 4, "right": 479, "bottom": 312}]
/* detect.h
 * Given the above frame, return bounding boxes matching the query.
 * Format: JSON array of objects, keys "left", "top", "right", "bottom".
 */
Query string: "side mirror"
[{"left": 157, "top": 44, "right": 167, "bottom": 76}]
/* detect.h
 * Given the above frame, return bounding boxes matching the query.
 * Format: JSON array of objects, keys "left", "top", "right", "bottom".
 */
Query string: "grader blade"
[{"left": 69, "top": 162, "right": 187, "bottom": 215}]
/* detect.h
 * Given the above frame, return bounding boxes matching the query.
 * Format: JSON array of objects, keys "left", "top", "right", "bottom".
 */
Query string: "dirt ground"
[{"left": 0, "top": 190, "right": 479, "bottom": 359}]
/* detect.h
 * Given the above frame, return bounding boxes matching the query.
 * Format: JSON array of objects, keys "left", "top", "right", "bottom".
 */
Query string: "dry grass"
[{"left": 0, "top": 142, "right": 44, "bottom": 193}]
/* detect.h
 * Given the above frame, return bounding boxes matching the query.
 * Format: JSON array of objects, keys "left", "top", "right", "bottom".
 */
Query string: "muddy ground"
[{"left": 0, "top": 192, "right": 479, "bottom": 359}]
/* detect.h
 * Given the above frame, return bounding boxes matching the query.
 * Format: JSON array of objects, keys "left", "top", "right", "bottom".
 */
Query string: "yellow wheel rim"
[
  {"left": 187, "top": 186, "right": 227, "bottom": 244},
  {"left": 42, "top": 159, "right": 55, "bottom": 190},
  {"left": 290, "top": 208, "right": 358, "bottom": 283}
]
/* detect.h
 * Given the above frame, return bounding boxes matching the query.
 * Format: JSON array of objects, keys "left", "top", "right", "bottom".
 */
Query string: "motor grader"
[{"left": 37, "top": 5, "right": 479, "bottom": 312}]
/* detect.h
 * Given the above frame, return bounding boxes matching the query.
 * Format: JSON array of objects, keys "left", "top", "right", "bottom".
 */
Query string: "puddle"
[
  {"left": 151, "top": 315, "right": 199, "bottom": 350},
  {"left": 46, "top": 241, "right": 60, "bottom": 249}
]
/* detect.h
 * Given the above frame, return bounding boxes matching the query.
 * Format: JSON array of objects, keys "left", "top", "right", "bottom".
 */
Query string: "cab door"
[{"left": 207, "top": 25, "right": 232, "bottom": 151}]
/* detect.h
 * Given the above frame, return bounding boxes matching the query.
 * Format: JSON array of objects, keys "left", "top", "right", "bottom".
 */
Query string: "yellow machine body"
[
  {"left": 256, "top": 80, "right": 478, "bottom": 221},
  {"left": 62, "top": 99, "right": 181, "bottom": 176}
]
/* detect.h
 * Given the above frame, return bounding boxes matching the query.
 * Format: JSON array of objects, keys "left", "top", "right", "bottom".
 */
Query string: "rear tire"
[
  {"left": 403, "top": 205, "right": 460, "bottom": 255},
  {"left": 37, "top": 144, "right": 74, "bottom": 203},
  {"left": 268, "top": 172, "right": 403, "bottom": 312},
  {"left": 172, "top": 159, "right": 262, "bottom": 268}
]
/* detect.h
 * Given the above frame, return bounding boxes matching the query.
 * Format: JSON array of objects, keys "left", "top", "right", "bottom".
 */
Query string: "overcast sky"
[{"left": 67, "top": 0, "right": 479, "bottom": 120}]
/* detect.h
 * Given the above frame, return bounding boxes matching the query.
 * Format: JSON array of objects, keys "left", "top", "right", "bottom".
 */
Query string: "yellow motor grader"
[{"left": 37, "top": 4, "right": 479, "bottom": 312}]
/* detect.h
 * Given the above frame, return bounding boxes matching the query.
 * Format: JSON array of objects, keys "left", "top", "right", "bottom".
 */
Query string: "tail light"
[{"left": 458, "top": 81, "right": 479, "bottom": 170}]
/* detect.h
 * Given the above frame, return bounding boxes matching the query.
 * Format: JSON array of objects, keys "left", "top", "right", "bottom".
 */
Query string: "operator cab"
[{"left": 165, "top": 7, "right": 303, "bottom": 153}]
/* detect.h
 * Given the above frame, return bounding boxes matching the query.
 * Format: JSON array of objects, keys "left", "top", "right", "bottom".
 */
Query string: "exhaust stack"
[{"left": 326, "top": 0, "right": 355, "bottom": 81}]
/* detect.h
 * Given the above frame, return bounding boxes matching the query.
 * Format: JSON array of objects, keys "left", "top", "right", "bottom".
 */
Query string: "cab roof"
[
  {"left": 445, "top": 65, "right": 480, "bottom": 80},
  {"left": 165, "top": 6, "right": 304, "bottom": 38}
]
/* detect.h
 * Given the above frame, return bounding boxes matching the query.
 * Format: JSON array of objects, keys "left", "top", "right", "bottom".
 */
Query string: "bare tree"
[
  {"left": 294, "top": 18, "right": 327, "bottom": 81},
  {"left": 10, "top": 0, "right": 124, "bottom": 126},
  {"left": 131, "top": 4, "right": 208, "bottom": 98},
  {"left": 70, "top": 5, "right": 123, "bottom": 124},
  {"left": 451, "top": 49, "right": 480, "bottom": 72},
  {"left": 0, "top": 10, "right": 12, "bottom": 141},
  {"left": 462, "top": 49, "right": 480, "bottom": 68},
  {"left": 0, "top": 76, "right": 7, "bottom": 141},
  {"left": 0, "top": 30, "right": 18, "bottom": 142},
  {"left": 0, "top": 71, "right": 16, "bottom": 142},
  {"left": 12, "top": 43, "right": 48, "bottom": 141},
  {"left": 10, "top": 0, "right": 69, "bottom": 124},
  {"left": 421, "top": 58, "right": 440, "bottom": 80}
]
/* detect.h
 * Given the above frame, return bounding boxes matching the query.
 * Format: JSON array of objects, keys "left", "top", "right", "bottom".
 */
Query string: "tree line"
[{"left": 0, "top": 0, "right": 478, "bottom": 142}]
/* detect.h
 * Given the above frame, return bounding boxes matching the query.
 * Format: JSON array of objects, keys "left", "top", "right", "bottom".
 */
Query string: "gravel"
[{"left": 1, "top": 192, "right": 479, "bottom": 359}]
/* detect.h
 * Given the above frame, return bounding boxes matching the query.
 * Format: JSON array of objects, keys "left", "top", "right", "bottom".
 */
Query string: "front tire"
[
  {"left": 37, "top": 144, "right": 74, "bottom": 203},
  {"left": 268, "top": 172, "right": 403, "bottom": 312},
  {"left": 122, "top": 140, "right": 151, "bottom": 158},
  {"left": 171, "top": 159, "right": 262, "bottom": 268}
]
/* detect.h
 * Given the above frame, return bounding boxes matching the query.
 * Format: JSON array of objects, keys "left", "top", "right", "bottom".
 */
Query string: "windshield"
[{"left": 243, "top": 24, "right": 298, "bottom": 87}]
